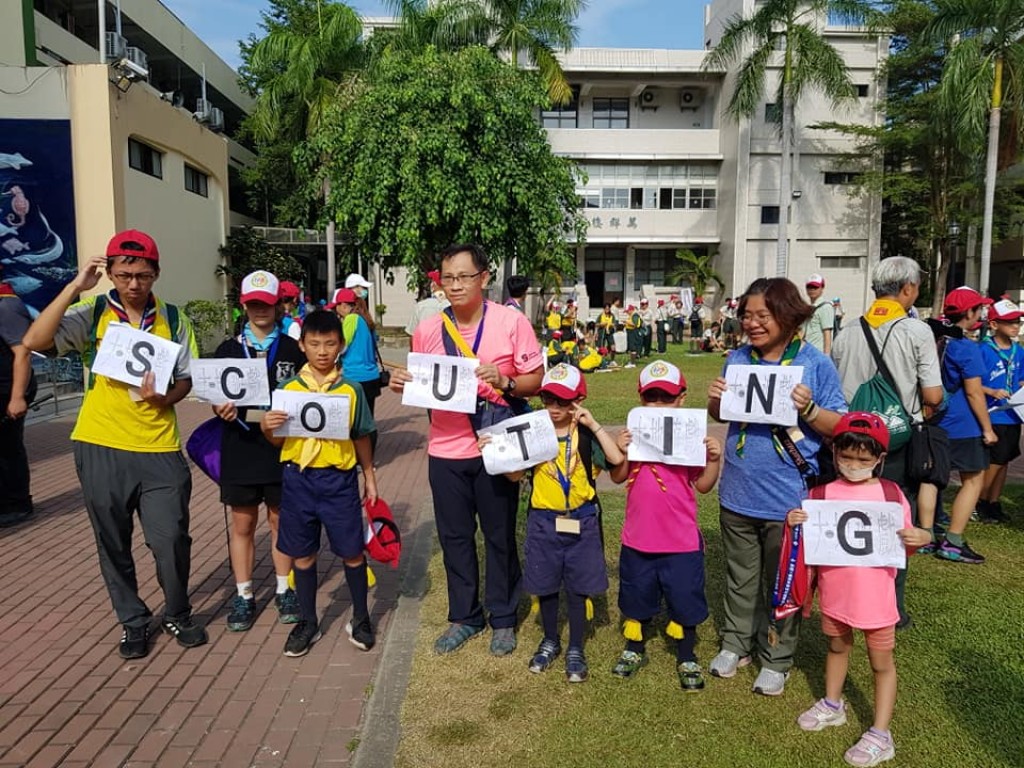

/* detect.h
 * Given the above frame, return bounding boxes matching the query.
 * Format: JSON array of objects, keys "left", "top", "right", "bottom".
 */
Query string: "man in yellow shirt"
[{"left": 23, "top": 231, "right": 206, "bottom": 660}]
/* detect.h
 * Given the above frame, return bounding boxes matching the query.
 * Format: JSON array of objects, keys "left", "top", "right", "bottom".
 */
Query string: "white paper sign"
[
  {"left": 627, "top": 407, "right": 707, "bottom": 466},
  {"left": 190, "top": 358, "right": 270, "bottom": 407},
  {"left": 402, "top": 353, "right": 479, "bottom": 414},
  {"left": 989, "top": 386, "right": 1024, "bottom": 420},
  {"left": 802, "top": 500, "right": 906, "bottom": 569},
  {"left": 478, "top": 411, "right": 559, "bottom": 475},
  {"left": 271, "top": 390, "right": 351, "bottom": 439},
  {"left": 91, "top": 323, "right": 181, "bottom": 396},
  {"left": 719, "top": 364, "right": 804, "bottom": 426}
]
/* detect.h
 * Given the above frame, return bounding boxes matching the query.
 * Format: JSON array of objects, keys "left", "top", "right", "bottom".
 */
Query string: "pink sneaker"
[
  {"left": 844, "top": 730, "right": 895, "bottom": 767},
  {"left": 797, "top": 698, "right": 847, "bottom": 731}
]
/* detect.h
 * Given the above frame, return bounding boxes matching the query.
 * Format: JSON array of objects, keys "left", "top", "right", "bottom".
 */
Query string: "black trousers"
[
  {"left": 0, "top": 408, "right": 31, "bottom": 516},
  {"left": 880, "top": 445, "right": 912, "bottom": 622},
  {"left": 656, "top": 324, "right": 667, "bottom": 353},
  {"left": 359, "top": 376, "right": 382, "bottom": 456},
  {"left": 428, "top": 456, "right": 522, "bottom": 629}
]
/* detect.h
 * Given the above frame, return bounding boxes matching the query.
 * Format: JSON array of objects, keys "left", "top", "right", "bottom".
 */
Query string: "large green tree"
[
  {"left": 302, "top": 45, "right": 586, "bottom": 283},
  {"left": 704, "top": 0, "right": 878, "bottom": 277},
  {"left": 925, "top": 0, "right": 1024, "bottom": 294}
]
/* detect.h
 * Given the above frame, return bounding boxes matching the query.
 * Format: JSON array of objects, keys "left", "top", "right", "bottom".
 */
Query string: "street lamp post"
[{"left": 948, "top": 221, "right": 961, "bottom": 292}]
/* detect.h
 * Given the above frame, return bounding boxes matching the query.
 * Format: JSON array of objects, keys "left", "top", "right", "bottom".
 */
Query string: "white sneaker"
[
  {"left": 624, "top": 363, "right": 636, "bottom": 369},
  {"left": 708, "top": 649, "right": 752, "bottom": 679},
  {"left": 797, "top": 698, "right": 847, "bottom": 731},
  {"left": 752, "top": 667, "right": 789, "bottom": 696}
]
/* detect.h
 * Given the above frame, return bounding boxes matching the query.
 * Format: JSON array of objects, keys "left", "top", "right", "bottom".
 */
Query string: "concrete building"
[{"left": 1, "top": 0, "right": 256, "bottom": 312}]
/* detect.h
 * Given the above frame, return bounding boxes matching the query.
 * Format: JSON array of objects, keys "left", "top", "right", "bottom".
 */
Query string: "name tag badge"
[
  {"left": 555, "top": 517, "right": 581, "bottom": 535},
  {"left": 245, "top": 408, "right": 267, "bottom": 423},
  {"left": 787, "top": 425, "right": 805, "bottom": 443}
]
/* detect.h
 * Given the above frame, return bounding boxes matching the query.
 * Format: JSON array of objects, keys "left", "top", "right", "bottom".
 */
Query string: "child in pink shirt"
[{"left": 787, "top": 412, "right": 930, "bottom": 767}]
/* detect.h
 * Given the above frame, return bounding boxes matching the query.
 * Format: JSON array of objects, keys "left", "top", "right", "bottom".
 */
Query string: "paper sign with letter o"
[
  {"left": 271, "top": 390, "right": 350, "bottom": 440},
  {"left": 479, "top": 410, "right": 559, "bottom": 475},
  {"left": 190, "top": 358, "right": 270, "bottom": 407},
  {"left": 90, "top": 323, "right": 181, "bottom": 396},
  {"left": 802, "top": 500, "right": 905, "bottom": 569},
  {"left": 719, "top": 364, "right": 804, "bottom": 426},
  {"left": 402, "top": 352, "right": 478, "bottom": 414},
  {"left": 627, "top": 407, "right": 707, "bottom": 467}
]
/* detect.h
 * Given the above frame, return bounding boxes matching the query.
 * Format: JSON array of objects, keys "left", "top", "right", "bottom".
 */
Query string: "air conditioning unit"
[
  {"left": 125, "top": 47, "right": 149, "bottom": 79},
  {"left": 680, "top": 88, "right": 705, "bottom": 110},
  {"left": 194, "top": 98, "right": 212, "bottom": 121},
  {"left": 639, "top": 88, "right": 659, "bottom": 107},
  {"left": 208, "top": 107, "right": 225, "bottom": 133},
  {"left": 105, "top": 32, "right": 127, "bottom": 61}
]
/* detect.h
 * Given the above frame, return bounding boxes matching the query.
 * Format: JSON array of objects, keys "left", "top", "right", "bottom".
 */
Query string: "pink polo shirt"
[
  {"left": 813, "top": 478, "right": 913, "bottom": 630},
  {"left": 622, "top": 463, "right": 704, "bottom": 553},
  {"left": 412, "top": 301, "right": 543, "bottom": 460}
]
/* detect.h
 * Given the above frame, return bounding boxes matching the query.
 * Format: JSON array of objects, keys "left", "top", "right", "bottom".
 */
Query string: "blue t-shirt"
[
  {"left": 980, "top": 339, "right": 1024, "bottom": 426},
  {"left": 341, "top": 314, "right": 380, "bottom": 383},
  {"left": 718, "top": 342, "right": 848, "bottom": 521},
  {"left": 938, "top": 336, "right": 987, "bottom": 439}
]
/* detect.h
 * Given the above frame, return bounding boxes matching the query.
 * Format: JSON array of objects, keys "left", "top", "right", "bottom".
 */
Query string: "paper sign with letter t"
[
  {"left": 90, "top": 323, "right": 181, "bottom": 396},
  {"left": 627, "top": 407, "right": 707, "bottom": 466},
  {"left": 479, "top": 410, "right": 559, "bottom": 475},
  {"left": 719, "top": 364, "right": 804, "bottom": 426}
]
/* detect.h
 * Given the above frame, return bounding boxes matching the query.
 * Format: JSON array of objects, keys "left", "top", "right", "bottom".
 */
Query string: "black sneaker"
[
  {"left": 275, "top": 589, "right": 301, "bottom": 624},
  {"left": 935, "top": 538, "right": 986, "bottom": 564},
  {"left": 346, "top": 616, "right": 375, "bottom": 651},
  {"left": 119, "top": 624, "right": 150, "bottom": 659},
  {"left": 979, "top": 501, "right": 1008, "bottom": 524},
  {"left": 161, "top": 615, "right": 209, "bottom": 648},
  {"left": 227, "top": 595, "right": 256, "bottom": 632},
  {"left": 284, "top": 620, "right": 322, "bottom": 657}
]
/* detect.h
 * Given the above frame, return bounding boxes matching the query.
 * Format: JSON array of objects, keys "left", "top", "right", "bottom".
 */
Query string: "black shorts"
[
  {"left": 949, "top": 437, "right": 990, "bottom": 473},
  {"left": 989, "top": 423, "right": 1022, "bottom": 466},
  {"left": 221, "top": 483, "right": 282, "bottom": 508},
  {"left": 724, "top": 318, "right": 741, "bottom": 335}
]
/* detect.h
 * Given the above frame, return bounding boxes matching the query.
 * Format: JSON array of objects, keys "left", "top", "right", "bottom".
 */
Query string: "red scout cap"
[
  {"left": 833, "top": 411, "right": 890, "bottom": 451},
  {"left": 107, "top": 230, "right": 159, "bottom": 262}
]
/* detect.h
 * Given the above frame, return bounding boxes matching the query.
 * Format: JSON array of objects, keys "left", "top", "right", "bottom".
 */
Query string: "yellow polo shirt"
[{"left": 277, "top": 376, "right": 375, "bottom": 470}]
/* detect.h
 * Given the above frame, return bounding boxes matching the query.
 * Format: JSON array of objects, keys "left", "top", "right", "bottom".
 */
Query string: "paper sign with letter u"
[
  {"left": 271, "top": 390, "right": 351, "bottom": 439},
  {"left": 402, "top": 352, "right": 479, "bottom": 414},
  {"left": 719, "top": 364, "right": 804, "bottom": 426},
  {"left": 478, "top": 410, "right": 559, "bottom": 475},
  {"left": 626, "top": 407, "right": 707, "bottom": 466},
  {"left": 801, "top": 500, "right": 905, "bottom": 569},
  {"left": 90, "top": 323, "right": 181, "bottom": 395},
  {"left": 190, "top": 358, "right": 270, "bottom": 407}
]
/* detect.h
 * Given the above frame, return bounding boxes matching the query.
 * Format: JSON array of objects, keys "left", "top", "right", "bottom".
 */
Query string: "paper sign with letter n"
[
  {"left": 802, "top": 500, "right": 906, "bottom": 569},
  {"left": 402, "top": 353, "right": 479, "bottom": 414},
  {"left": 271, "top": 390, "right": 351, "bottom": 440},
  {"left": 190, "top": 358, "right": 270, "bottom": 407},
  {"left": 719, "top": 364, "right": 804, "bottom": 426},
  {"left": 626, "top": 407, "right": 707, "bottom": 467},
  {"left": 90, "top": 323, "right": 182, "bottom": 395},
  {"left": 479, "top": 411, "right": 559, "bottom": 475}
]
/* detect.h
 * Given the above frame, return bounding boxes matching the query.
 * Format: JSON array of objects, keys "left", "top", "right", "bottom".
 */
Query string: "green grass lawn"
[{"left": 395, "top": 485, "right": 1024, "bottom": 768}]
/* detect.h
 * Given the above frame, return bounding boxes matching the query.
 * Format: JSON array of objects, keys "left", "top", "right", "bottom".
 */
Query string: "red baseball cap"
[
  {"left": 427, "top": 269, "right": 441, "bottom": 286},
  {"left": 326, "top": 287, "right": 358, "bottom": 309},
  {"left": 363, "top": 498, "right": 401, "bottom": 568},
  {"left": 834, "top": 411, "right": 890, "bottom": 451},
  {"left": 638, "top": 360, "right": 686, "bottom": 396},
  {"left": 106, "top": 229, "right": 159, "bottom": 262},
  {"left": 279, "top": 281, "right": 301, "bottom": 299},
  {"left": 989, "top": 299, "right": 1024, "bottom": 321},
  {"left": 944, "top": 286, "right": 993, "bottom": 314},
  {"left": 239, "top": 270, "right": 280, "bottom": 305},
  {"left": 540, "top": 363, "right": 587, "bottom": 400}
]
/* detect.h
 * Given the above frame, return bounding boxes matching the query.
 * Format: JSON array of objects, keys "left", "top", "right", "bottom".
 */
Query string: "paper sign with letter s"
[
  {"left": 801, "top": 500, "right": 906, "bottom": 569},
  {"left": 91, "top": 323, "right": 181, "bottom": 396},
  {"left": 478, "top": 410, "right": 559, "bottom": 475},
  {"left": 627, "top": 407, "right": 707, "bottom": 467},
  {"left": 402, "top": 353, "right": 478, "bottom": 414},
  {"left": 271, "top": 390, "right": 351, "bottom": 440},
  {"left": 190, "top": 358, "right": 270, "bottom": 407},
  {"left": 719, "top": 364, "right": 804, "bottom": 426}
]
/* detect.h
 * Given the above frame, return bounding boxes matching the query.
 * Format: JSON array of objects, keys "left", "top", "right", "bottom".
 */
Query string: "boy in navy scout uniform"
[{"left": 261, "top": 310, "right": 378, "bottom": 657}]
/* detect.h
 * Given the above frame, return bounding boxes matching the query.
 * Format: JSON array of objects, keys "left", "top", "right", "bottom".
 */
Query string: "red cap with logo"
[
  {"left": 540, "top": 363, "right": 587, "bottom": 400},
  {"left": 638, "top": 360, "right": 687, "bottom": 396},
  {"left": 106, "top": 229, "right": 159, "bottom": 262},
  {"left": 833, "top": 411, "right": 890, "bottom": 451},
  {"left": 989, "top": 298, "right": 1024, "bottom": 321},
  {"left": 944, "top": 286, "right": 993, "bottom": 314}
]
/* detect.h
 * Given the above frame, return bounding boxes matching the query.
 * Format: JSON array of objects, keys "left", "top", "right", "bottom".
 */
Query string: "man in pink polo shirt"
[{"left": 390, "top": 244, "right": 543, "bottom": 656}]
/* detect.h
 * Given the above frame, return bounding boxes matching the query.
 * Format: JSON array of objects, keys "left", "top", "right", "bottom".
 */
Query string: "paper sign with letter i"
[
  {"left": 402, "top": 353, "right": 479, "bottom": 414},
  {"left": 719, "top": 364, "right": 804, "bottom": 426},
  {"left": 627, "top": 407, "right": 707, "bottom": 467},
  {"left": 478, "top": 410, "right": 559, "bottom": 475},
  {"left": 190, "top": 358, "right": 270, "bottom": 407},
  {"left": 90, "top": 323, "right": 181, "bottom": 395}
]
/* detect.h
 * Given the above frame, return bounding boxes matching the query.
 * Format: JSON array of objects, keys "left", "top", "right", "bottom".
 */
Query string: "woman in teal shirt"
[{"left": 329, "top": 287, "right": 381, "bottom": 455}]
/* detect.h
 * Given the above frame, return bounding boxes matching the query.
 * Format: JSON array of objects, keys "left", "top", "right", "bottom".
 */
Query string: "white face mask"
[{"left": 835, "top": 457, "right": 878, "bottom": 483}]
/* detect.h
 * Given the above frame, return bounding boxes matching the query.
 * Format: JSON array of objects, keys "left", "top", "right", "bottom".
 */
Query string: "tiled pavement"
[{"left": 1, "top": 389, "right": 433, "bottom": 768}]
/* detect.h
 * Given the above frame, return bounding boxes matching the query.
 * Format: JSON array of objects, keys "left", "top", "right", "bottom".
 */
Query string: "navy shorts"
[
  {"left": 277, "top": 463, "right": 363, "bottom": 559},
  {"left": 522, "top": 504, "right": 609, "bottom": 596},
  {"left": 618, "top": 544, "right": 708, "bottom": 627},
  {"left": 989, "top": 423, "right": 1022, "bottom": 466},
  {"left": 949, "top": 436, "right": 990, "bottom": 473}
]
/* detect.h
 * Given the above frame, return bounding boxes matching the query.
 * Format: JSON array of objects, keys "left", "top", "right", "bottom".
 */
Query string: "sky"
[{"left": 160, "top": 1, "right": 709, "bottom": 71}]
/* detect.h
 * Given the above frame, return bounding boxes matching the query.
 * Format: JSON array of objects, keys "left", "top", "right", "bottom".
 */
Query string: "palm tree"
[
  {"left": 926, "top": 0, "right": 1024, "bottom": 295},
  {"left": 667, "top": 249, "right": 725, "bottom": 303},
  {"left": 703, "top": 0, "right": 877, "bottom": 277},
  {"left": 247, "top": 0, "right": 365, "bottom": 294}
]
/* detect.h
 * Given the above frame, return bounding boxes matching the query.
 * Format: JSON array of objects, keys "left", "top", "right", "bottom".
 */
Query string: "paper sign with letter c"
[
  {"left": 479, "top": 410, "right": 559, "bottom": 475},
  {"left": 402, "top": 352, "right": 479, "bottom": 414},
  {"left": 90, "top": 323, "right": 181, "bottom": 396},
  {"left": 190, "top": 358, "right": 271, "bottom": 407},
  {"left": 801, "top": 500, "right": 906, "bottom": 569},
  {"left": 719, "top": 364, "right": 804, "bottom": 426},
  {"left": 271, "top": 390, "right": 351, "bottom": 440}
]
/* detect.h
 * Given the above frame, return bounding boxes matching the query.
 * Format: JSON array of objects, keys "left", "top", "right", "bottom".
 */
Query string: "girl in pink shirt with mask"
[{"left": 787, "top": 413, "right": 931, "bottom": 767}]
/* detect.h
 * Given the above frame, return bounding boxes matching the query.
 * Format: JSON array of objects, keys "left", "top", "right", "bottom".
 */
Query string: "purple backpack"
[{"left": 186, "top": 417, "right": 223, "bottom": 485}]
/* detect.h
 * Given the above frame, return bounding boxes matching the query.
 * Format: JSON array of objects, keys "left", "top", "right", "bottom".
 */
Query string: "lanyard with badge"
[
  {"left": 552, "top": 429, "right": 581, "bottom": 535},
  {"left": 239, "top": 331, "right": 281, "bottom": 424}
]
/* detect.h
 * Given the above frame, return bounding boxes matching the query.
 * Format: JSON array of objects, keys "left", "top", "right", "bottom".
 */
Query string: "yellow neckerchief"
[
  {"left": 863, "top": 298, "right": 907, "bottom": 329},
  {"left": 296, "top": 363, "right": 342, "bottom": 470}
]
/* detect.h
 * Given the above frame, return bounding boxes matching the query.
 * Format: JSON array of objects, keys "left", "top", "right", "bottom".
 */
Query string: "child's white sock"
[
  {"left": 237, "top": 581, "right": 253, "bottom": 599},
  {"left": 276, "top": 575, "right": 290, "bottom": 594}
]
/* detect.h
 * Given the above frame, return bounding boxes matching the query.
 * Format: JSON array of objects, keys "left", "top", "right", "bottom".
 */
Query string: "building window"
[
  {"left": 761, "top": 205, "right": 780, "bottom": 224},
  {"left": 824, "top": 172, "right": 862, "bottom": 185},
  {"left": 856, "top": 84, "right": 869, "bottom": 98},
  {"left": 600, "top": 188, "right": 629, "bottom": 208},
  {"left": 184, "top": 164, "right": 209, "bottom": 197},
  {"left": 689, "top": 188, "right": 717, "bottom": 209},
  {"left": 819, "top": 254, "right": 864, "bottom": 268},
  {"left": 128, "top": 138, "right": 162, "bottom": 179},
  {"left": 634, "top": 249, "right": 672, "bottom": 289},
  {"left": 541, "top": 88, "right": 579, "bottom": 128},
  {"left": 593, "top": 98, "right": 629, "bottom": 129},
  {"left": 765, "top": 103, "right": 782, "bottom": 123},
  {"left": 578, "top": 191, "right": 600, "bottom": 209}
]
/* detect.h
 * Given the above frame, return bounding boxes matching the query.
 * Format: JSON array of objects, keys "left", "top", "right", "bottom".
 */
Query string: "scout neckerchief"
[
  {"left": 736, "top": 336, "right": 802, "bottom": 458},
  {"left": 863, "top": 298, "right": 906, "bottom": 330},
  {"left": 107, "top": 289, "right": 157, "bottom": 332},
  {"left": 242, "top": 322, "right": 280, "bottom": 354},
  {"left": 985, "top": 336, "right": 1019, "bottom": 397},
  {"left": 295, "top": 363, "right": 342, "bottom": 469}
]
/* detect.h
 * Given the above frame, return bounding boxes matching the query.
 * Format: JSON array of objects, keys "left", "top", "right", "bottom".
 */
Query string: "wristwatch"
[{"left": 505, "top": 377, "right": 517, "bottom": 393}]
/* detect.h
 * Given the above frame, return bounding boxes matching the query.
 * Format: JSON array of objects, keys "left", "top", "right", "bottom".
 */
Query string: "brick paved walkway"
[{"left": 0, "top": 390, "right": 432, "bottom": 768}]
